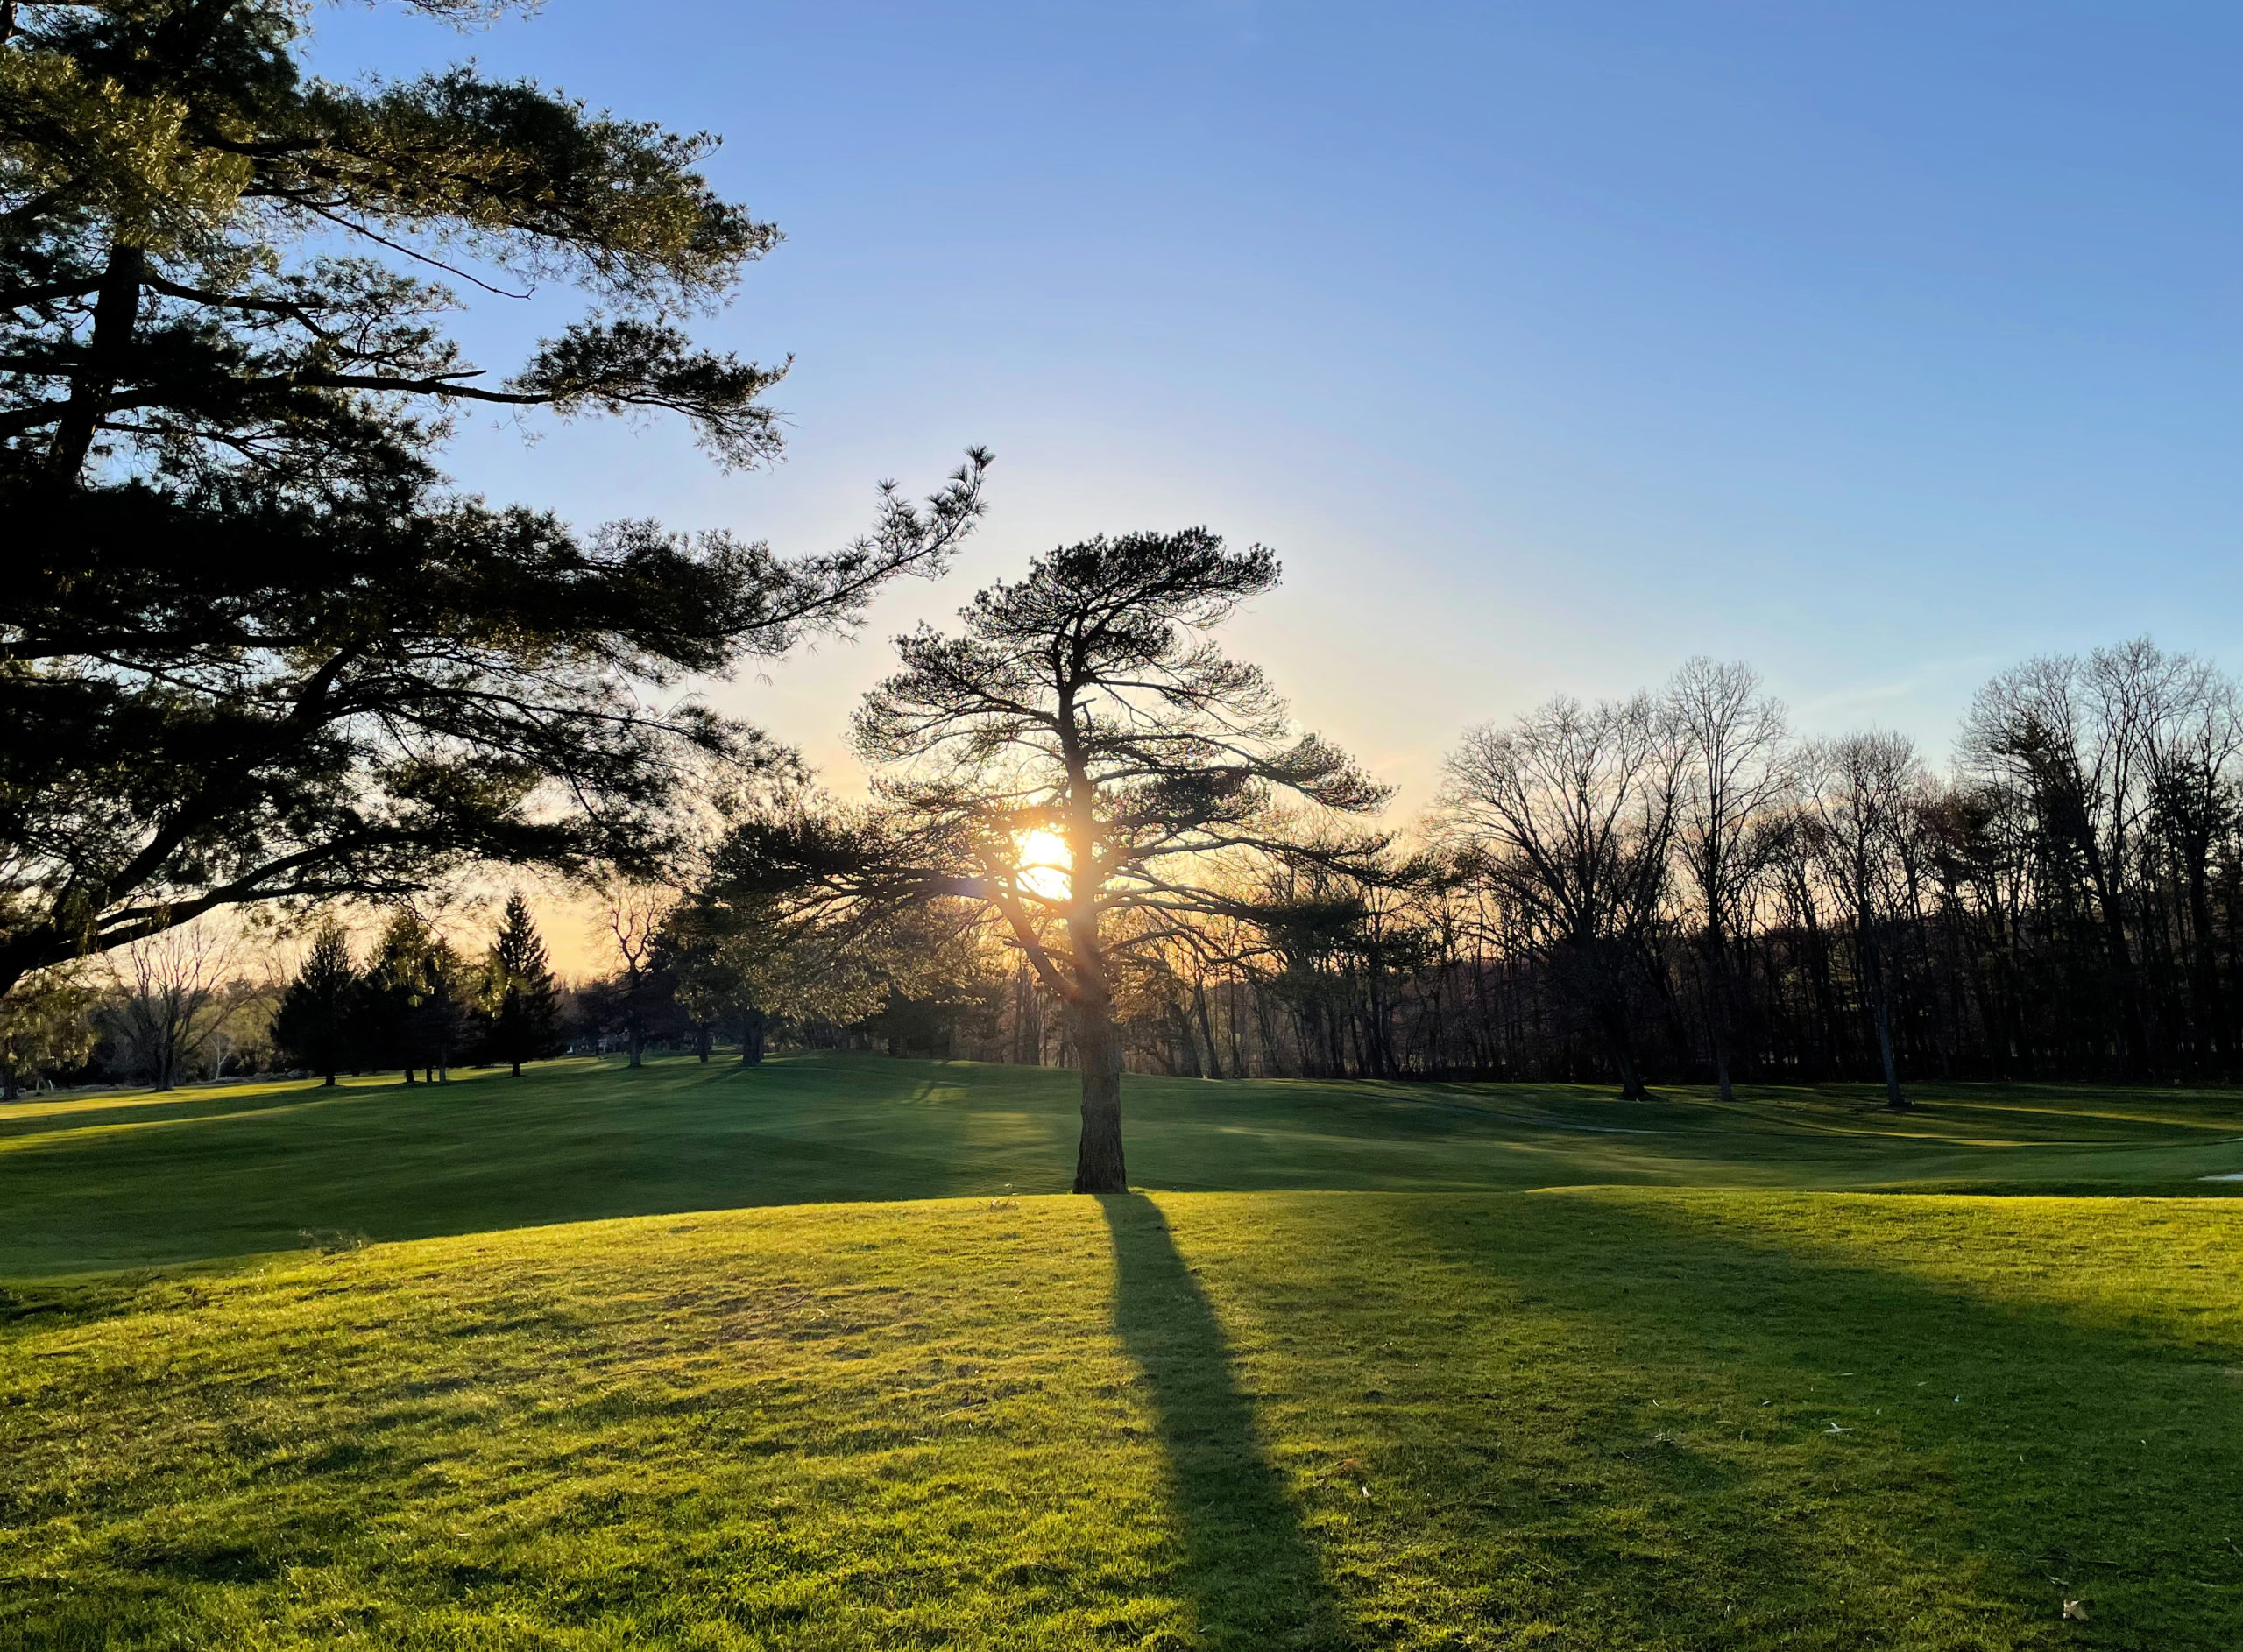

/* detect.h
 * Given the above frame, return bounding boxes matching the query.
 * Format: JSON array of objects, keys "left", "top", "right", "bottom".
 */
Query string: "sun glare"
[{"left": 1013, "top": 829, "right": 1072, "bottom": 901}]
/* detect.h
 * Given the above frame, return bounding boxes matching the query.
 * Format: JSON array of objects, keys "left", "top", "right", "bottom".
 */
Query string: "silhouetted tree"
[
  {"left": 1, "top": 0, "right": 990, "bottom": 1001},
  {"left": 718, "top": 530, "right": 1384, "bottom": 1190},
  {"left": 1435, "top": 695, "right": 1678, "bottom": 1098},
  {"left": 273, "top": 924, "right": 360, "bottom": 1085},
  {"left": 483, "top": 894, "right": 560, "bottom": 1077}
]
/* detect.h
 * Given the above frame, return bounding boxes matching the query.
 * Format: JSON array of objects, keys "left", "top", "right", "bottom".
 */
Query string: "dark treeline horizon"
[{"left": 852, "top": 635, "right": 2243, "bottom": 1096}]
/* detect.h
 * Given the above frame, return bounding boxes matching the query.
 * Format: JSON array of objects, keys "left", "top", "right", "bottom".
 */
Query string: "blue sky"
[{"left": 316, "top": 1, "right": 2243, "bottom": 808}]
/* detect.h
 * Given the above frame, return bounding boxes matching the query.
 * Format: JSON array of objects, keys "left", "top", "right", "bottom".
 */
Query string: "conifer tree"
[
  {"left": 411, "top": 935, "right": 470, "bottom": 1084},
  {"left": 1, "top": 1, "right": 988, "bottom": 1000},
  {"left": 361, "top": 911, "right": 432, "bottom": 1084},
  {"left": 272, "top": 923, "right": 359, "bottom": 1085},
  {"left": 484, "top": 893, "right": 559, "bottom": 1077},
  {"left": 715, "top": 531, "right": 1386, "bottom": 1191}
]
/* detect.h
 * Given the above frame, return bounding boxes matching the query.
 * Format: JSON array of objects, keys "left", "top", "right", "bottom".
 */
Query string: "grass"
[
  {"left": 3, "top": 1055, "right": 2241, "bottom": 1648},
  {"left": 3, "top": 1053, "right": 2239, "bottom": 1276}
]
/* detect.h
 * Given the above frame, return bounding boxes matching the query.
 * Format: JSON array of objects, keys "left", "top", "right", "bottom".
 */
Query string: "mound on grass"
[{"left": 4, "top": 1188, "right": 2239, "bottom": 1649}]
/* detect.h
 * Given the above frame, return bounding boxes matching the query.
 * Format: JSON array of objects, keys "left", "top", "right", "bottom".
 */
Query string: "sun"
[{"left": 1012, "top": 828, "right": 1072, "bottom": 901}]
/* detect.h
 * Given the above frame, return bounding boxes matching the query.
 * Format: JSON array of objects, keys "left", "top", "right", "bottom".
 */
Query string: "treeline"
[{"left": 817, "top": 638, "right": 2243, "bottom": 1098}]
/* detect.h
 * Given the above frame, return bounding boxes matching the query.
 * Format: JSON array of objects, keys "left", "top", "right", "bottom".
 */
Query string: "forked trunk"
[{"left": 1071, "top": 1002, "right": 1128, "bottom": 1194}]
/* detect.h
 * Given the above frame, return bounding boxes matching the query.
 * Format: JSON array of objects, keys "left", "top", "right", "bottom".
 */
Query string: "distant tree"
[
  {"left": 598, "top": 886, "right": 677, "bottom": 1067},
  {"left": 714, "top": 530, "right": 1385, "bottom": 1191},
  {"left": 0, "top": 966, "right": 98, "bottom": 1100},
  {"left": 1435, "top": 695, "right": 1679, "bottom": 1098},
  {"left": 1666, "top": 659, "right": 1793, "bottom": 1104},
  {"left": 410, "top": 936, "right": 471, "bottom": 1083},
  {"left": 483, "top": 894, "right": 561, "bottom": 1077},
  {"left": 273, "top": 924, "right": 360, "bottom": 1085},
  {"left": 103, "top": 923, "right": 251, "bottom": 1090},
  {"left": 1803, "top": 732, "right": 1928, "bottom": 1111},
  {"left": 361, "top": 912, "right": 434, "bottom": 1084},
  {"left": 0, "top": 0, "right": 991, "bottom": 1003}
]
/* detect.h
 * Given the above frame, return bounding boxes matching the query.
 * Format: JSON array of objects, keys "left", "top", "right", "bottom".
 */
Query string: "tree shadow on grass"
[
  {"left": 1368, "top": 1191, "right": 2243, "bottom": 1648},
  {"left": 1101, "top": 1192, "right": 1353, "bottom": 1650}
]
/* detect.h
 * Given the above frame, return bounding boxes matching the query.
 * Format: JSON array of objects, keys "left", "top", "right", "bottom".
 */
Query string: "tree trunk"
[
  {"left": 322, "top": 1070, "right": 336, "bottom": 1088},
  {"left": 510, "top": 1059, "right": 522, "bottom": 1077},
  {"left": 1874, "top": 996, "right": 1907, "bottom": 1109},
  {"left": 1703, "top": 934, "right": 1737, "bottom": 1104},
  {"left": 1863, "top": 932, "right": 1909, "bottom": 1110},
  {"left": 1071, "top": 1002, "right": 1128, "bottom": 1193},
  {"left": 696, "top": 1024, "right": 712, "bottom": 1063},
  {"left": 739, "top": 1013, "right": 766, "bottom": 1065},
  {"left": 1192, "top": 981, "right": 1224, "bottom": 1080}
]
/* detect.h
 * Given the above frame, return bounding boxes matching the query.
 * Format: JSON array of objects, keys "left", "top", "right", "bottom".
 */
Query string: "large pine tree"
[{"left": 1, "top": 1, "right": 987, "bottom": 999}]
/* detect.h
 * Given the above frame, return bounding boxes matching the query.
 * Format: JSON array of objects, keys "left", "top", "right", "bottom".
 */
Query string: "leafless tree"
[
  {"left": 1666, "top": 658, "right": 1794, "bottom": 1103},
  {"left": 1435, "top": 694, "right": 1680, "bottom": 1098},
  {"left": 1802, "top": 732, "right": 1927, "bottom": 1109},
  {"left": 106, "top": 922, "right": 254, "bottom": 1091}
]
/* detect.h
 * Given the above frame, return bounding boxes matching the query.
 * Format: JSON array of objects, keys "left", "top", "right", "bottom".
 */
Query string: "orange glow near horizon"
[{"left": 1012, "top": 828, "right": 1072, "bottom": 902}]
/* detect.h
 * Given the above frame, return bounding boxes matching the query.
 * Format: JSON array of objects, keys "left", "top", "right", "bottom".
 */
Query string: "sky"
[{"left": 312, "top": 0, "right": 2243, "bottom": 820}]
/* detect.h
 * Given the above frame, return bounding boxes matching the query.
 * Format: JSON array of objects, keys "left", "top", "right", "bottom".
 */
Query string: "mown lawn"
[
  {"left": 3, "top": 1052, "right": 2239, "bottom": 1275},
  {"left": 3, "top": 1055, "right": 2240, "bottom": 1648},
  {"left": 4, "top": 1190, "right": 2240, "bottom": 1648}
]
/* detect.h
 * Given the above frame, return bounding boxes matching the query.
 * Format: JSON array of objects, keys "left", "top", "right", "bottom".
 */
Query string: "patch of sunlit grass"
[{"left": 3, "top": 1190, "right": 2238, "bottom": 1647}]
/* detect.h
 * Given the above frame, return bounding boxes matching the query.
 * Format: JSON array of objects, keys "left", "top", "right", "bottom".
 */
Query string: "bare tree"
[
  {"left": 1802, "top": 732, "right": 1927, "bottom": 1110},
  {"left": 1435, "top": 694, "right": 1680, "bottom": 1098},
  {"left": 598, "top": 884, "right": 676, "bottom": 1068},
  {"left": 1666, "top": 659, "right": 1793, "bottom": 1103},
  {"left": 1960, "top": 639, "right": 2211, "bottom": 1074},
  {"left": 106, "top": 923, "right": 253, "bottom": 1091}
]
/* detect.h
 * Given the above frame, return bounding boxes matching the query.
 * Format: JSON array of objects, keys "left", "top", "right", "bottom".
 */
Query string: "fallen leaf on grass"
[{"left": 2062, "top": 1599, "right": 2088, "bottom": 1621}]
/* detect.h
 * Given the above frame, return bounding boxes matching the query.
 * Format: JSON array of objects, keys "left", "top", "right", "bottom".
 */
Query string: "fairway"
[
  {"left": 4, "top": 1058, "right": 2242, "bottom": 1648},
  {"left": 4, "top": 1053, "right": 2240, "bottom": 1275}
]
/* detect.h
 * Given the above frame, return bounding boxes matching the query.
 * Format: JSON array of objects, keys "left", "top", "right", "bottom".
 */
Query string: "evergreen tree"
[
  {"left": 272, "top": 924, "right": 359, "bottom": 1085},
  {"left": 718, "top": 531, "right": 1386, "bottom": 1191},
  {"left": 361, "top": 911, "right": 433, "bottom": 1084},
  {"left": 0, "top": 965, "right": 98, "bottom": 1100},
  {"left": 410, "top": 936, "right": 471, "bottom": 1084},
  {"left": 484, "top": 893, "right": 560, "bottom": 1077},
  {"left": 1, "top": 1, "right": 988, "bottom": 1002}
]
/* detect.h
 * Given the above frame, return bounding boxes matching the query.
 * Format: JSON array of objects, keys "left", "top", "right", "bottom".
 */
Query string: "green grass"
[
  {"left": 4, "top": 1056, "right": 2241, "bottom": 1648},
  {"left": 4, "top": 1053, "right": 2239, "bottom": 1276}
]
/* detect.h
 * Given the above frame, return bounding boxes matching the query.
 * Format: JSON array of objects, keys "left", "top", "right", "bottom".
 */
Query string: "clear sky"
[{"left": 316, "top": 0, "right": 2243, "bottom": 812}]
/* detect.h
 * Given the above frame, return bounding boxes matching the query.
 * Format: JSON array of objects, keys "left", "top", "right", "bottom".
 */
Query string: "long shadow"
[
  {"left": 1101, "top": 1193, "right": 1354, "bottom": 1650},
  {"left": 1364, "top": 1190, "right": 2243, "bottom": 1646}
]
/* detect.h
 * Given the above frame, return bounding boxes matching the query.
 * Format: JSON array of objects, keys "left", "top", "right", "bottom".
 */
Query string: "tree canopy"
[
  {"left": 710, "top": 529, "right": 1385, "bottom": 1190},
  {"left": 1, "top": 0, "right": 988, "bottom": 999}
]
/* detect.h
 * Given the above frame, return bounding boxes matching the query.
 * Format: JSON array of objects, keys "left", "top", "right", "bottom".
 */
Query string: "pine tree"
[
  {"left": 485, "top": 894, "right": 560, "bottom": 1077},
  {"left": 1, "top": 1, "right": 989, "bottom": 1003},
  {"left": 272, "top": 924, "right": 359, "bottom": 1086},
  {"left": 411, "top": 937, "right": 471, "bottom": 1084},
  {"left": 361, "top": 912, "right": 433, "bottom": 1084}
]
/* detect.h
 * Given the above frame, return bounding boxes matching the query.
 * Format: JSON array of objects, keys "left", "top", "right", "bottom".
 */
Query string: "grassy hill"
[
  {"left": 3, "top": 1052, "right": 2239, "bottom": 1275},
  {"left": 3, "top": 1055, "right": 2241, "bottom": 1648}
]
